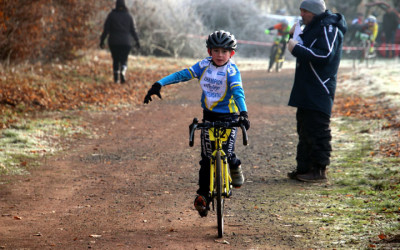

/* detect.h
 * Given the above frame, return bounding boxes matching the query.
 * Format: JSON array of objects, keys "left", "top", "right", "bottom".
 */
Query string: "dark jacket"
[
  {"left": 289, "top": 10, "right": 347, "bottom": 116},
  {"left": 100, "top": 0, "right": 140, "bottom": 47}
]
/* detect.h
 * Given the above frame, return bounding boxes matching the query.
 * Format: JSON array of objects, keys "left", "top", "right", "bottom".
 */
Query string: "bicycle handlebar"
[{"left": 189, "top": 117, "right": 248, "bottom": 147}]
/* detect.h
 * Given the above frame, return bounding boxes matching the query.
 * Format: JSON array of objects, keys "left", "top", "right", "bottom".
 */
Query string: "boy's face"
[{"left": 208, "top": 47, "right": 235, "bottom": 66}]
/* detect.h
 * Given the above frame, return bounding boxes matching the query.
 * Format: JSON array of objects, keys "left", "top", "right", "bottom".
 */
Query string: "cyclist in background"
[
  {"left": 361, "top": 15, "right": 379, "bottom": 52},
  {"left": 143, "top": 30, "right": 250, "bottom": 217},
  {"left": 265, "top": 20, "right": 291, "bottom": 72}
]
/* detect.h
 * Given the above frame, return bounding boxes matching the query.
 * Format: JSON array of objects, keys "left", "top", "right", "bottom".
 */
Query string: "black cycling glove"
[
  {"left": 239, "top": 111, "right": 250, "bottom": 130},
  {"left": 143, "top": 82, "right": 162, "bottom": 104}
]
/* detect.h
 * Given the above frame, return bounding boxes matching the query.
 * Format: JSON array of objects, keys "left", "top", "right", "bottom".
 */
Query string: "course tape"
[{"left": 187, "top": 34, "right": 400, "bottom": 51}]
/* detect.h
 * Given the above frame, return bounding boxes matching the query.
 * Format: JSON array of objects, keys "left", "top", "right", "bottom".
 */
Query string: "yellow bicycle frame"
[
  {"left": 273, "top": 39, "right": 285, "bottom": 64},
  {"left": 208, "top": 128, "right": 232, "bottom": 198}
]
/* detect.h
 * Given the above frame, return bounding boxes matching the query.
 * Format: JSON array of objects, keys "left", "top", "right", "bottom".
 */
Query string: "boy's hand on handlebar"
[
  {"left": 239, "top": 111, "right": 250, "bottom": 130},
  {"left": 144, "top": 82, "right": 162, "bottom": 104}
]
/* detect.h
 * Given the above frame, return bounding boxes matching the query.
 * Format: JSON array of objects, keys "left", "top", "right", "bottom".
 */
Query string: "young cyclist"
[{"left": 143, "top": 30, "right": 250, "bottom": 217}]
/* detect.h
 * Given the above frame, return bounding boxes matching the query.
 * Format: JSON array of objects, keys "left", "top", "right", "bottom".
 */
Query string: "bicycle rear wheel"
[{"left": 215, "top": 151, "right": 224, "bottom": 238}]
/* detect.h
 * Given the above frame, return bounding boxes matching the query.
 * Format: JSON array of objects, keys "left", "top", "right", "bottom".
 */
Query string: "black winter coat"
[
  {"left": 100, "top": 8, "right": 139, "bottom": 47},
  {"left": 289, "top": 10, "right": 347, "bottom": 116}
]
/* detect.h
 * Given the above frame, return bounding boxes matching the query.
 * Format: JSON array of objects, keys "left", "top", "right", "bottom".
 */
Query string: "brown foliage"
[
  {"left": 333, "top": 94, "right": 400, "bottom": 157},
  {"left": 0, "top": 53, "right": 187, "bottom": 129},
  {"left": 0, "top": 0, "right": 106, "bottom": 63}
]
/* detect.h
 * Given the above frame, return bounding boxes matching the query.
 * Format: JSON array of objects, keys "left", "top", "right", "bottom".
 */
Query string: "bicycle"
[
  {"left": 354, "top": 32, "right": 376, "bottom": 67},
  {"left": 189, "top": 117, "right": 248, "bottom": 238},
  {"left": 268, "top": 36, "right": 286, "bottom": 72}
]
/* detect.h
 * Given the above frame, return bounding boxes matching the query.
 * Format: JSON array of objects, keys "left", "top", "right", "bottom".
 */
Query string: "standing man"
[
  {"left": 286, "top": 0, "right": 347, "bottom": 182},
  {"left": 100, "top": 0, "right": 140, "bottom": 84}
]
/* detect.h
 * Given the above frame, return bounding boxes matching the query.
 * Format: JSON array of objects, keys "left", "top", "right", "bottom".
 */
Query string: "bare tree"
[{"left": 132, "top": 0, "right": 205, "bottom": 58}]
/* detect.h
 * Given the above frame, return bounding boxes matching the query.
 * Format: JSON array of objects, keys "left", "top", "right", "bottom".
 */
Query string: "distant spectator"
[
  {"left": 100, "top": 0, "right": 140, "bottom": 84},
  {"left": 381, "top": 8, "right": 399, "bottom": 45}
]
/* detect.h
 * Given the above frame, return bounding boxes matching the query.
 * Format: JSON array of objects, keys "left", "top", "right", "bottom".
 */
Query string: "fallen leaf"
[{"left": 378, "top": 233, "right": 387, "bottom": 240}]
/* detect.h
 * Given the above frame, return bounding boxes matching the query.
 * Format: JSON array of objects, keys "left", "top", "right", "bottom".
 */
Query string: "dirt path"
[{"left": 0, "top": 68, "right": 324, "bottom": 249}]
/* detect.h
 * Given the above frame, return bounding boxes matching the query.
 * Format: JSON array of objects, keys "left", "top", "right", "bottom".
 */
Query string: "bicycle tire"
[
  {"left": 215, "top": 150, "right": 224, "bottom": 238},
  {"left": 269, "top": 44, "right": 278, "bottom": 71},
  {"left": 364, "top": 40, "right": 370, "bottom": 67},
  {"left": 275, "top": 47, "right": 282, "bottom": 72}
]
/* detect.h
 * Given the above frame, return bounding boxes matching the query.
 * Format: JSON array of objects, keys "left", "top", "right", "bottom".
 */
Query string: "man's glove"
[
  {"left": 136, "top": 42, "right": 141, "bottom": 49},
  {"left": 100, "top": 41, "right": 105, "bottom": 49},
  {"left": 239, "top": 111, "right": 250, "bottom": 130},
  {"left": 264, "top": 29, "right": 271, "bottom": 35},
  {"left": 288, "top": 39, "right": 299, "bottom": 53},
  {"left": 143, "top": 82, "right": 162, "bottom": 104}
]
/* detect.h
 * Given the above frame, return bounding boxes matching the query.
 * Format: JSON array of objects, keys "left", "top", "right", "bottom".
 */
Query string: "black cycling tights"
[{"left": 109, "top": 45, "right": 131, "bottom": 73}]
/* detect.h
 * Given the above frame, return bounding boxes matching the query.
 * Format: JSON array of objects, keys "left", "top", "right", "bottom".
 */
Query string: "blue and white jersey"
[{"left": 157, "top": 57, "right": 247, "bottom": 114}]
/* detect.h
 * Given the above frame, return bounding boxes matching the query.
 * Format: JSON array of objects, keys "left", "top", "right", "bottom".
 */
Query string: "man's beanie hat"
[{"left": 300, "top": 0, "right": 326, "bottom": 15}]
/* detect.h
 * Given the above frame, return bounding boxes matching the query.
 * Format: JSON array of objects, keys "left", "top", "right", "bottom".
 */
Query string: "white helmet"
[{"left": 366, "top": 15, "right": 377, "bottom": 23}]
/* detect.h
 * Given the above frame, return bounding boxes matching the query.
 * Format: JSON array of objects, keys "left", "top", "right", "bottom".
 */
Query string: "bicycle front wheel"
[
  {"left": 269, "top": 45, "right": 278, "bottom": 65},
  {"left": 215, "top": 150, "right": 224, "bottom": 238}
]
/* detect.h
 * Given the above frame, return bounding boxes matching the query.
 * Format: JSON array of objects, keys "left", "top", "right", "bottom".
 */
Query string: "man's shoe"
[
  {"left": 320, "top": 168, "right": 327, "bottom": 180},
  {"left": 230, "top": 165, "right": 244, "bottom": 188},
  {"left": 287, "top": 170, "right": 302, "bottom": 180},
  {"left": 194, "top": 195, "right": 208, "bottom": 217},
  {"left": 296, "top": 169, "right": 327, "bottom": 183}
]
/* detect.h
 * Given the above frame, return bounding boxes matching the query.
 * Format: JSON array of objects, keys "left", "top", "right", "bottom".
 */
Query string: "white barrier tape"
[
  {"left": 343, "top": 44, "right": 400, "bottom": 51},
  {"left": 187, "top": 34, "right": 273, "bottom": 47},
  {"left": 187, "top": 34, "right": 400, "bottom": 51}
]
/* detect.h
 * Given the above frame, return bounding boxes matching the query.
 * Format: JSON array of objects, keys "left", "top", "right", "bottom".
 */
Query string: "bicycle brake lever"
[{"left": 189, "top": 118, "right": 198, "bottom": 147}]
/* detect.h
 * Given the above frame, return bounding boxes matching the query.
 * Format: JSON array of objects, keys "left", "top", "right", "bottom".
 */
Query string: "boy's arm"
[
  {"left": 229, "top": 65, "right": 247, "bottom": 113},
  {"left": 157, "top": 69, "right": 194, "bottom": 86},
  {"left": 231, "top": 81, "right": 249, "bottom": 130},
  {"left": 144, "top": 68, "right": 195, "bottom": 104},
  {"left": 231, "top": 85, "right": 247, "bottom": 112}
]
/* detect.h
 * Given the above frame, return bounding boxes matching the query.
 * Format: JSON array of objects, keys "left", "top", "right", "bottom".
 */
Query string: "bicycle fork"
[{"left": 209, "top": 149, "right": 232, "bottom": 201}]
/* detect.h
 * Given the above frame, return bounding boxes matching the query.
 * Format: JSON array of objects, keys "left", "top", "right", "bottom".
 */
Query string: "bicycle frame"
[
  {"left": 353, "top": 32, "right": 376, "bottom": 68},
  {"left": 208, "top": 127, "right": 232, "bottom": 199}
]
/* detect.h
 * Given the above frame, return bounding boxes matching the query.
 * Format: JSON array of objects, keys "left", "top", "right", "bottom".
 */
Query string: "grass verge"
[
  {"left": 288, "top": 117, "right": 400, "bottom": 249},
  {"left": 0, "top": 115, "right": 87, "bottom": 176}
]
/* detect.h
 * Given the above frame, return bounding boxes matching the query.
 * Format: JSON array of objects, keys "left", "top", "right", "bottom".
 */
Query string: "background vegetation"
[{"left": 1, "top": 0, "right": 399, "bottom": 63}]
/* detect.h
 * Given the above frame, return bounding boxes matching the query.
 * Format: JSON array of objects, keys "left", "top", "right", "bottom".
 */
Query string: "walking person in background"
[
  {"left": 100, "top": 0, "right": 140, "bottom": 84},
  {"left": 286, "top": 0, "right": 347, "bottom": 182}
]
